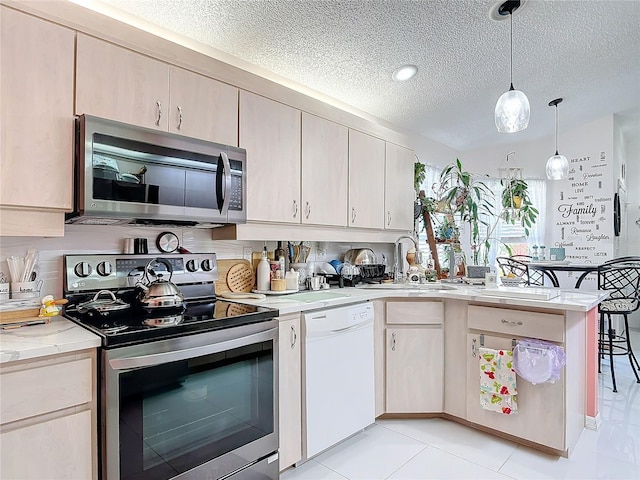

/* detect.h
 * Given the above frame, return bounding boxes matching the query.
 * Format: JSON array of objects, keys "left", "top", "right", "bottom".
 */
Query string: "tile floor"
[{"left": 282, "top": 329, "right": 640, "bottom": 480}]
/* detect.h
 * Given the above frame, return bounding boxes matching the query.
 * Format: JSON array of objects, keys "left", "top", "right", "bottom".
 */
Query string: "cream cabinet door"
[
  {"left": 386, "top": 327, "right": 443, "bottom": 413},
  {"left": 466, "top": 333, "right": 565, "bottom": 450},
  {"left": 348, "top": 130, "right": 385, "bottom": 229},
  {"left": 239, "top": 91, "right": 301, "bottom": 223},
  {"left": 301, "top": 113, "right": 348, "bottom": 226},
  {"left": 278, "top": 314, "right": 302, "bottom": 470},
  {"left": 384, "top": 143, "right": 415, "bottom": 231},
  {"left": 76, "top": 33, "right": 169, "bottom": 130},
  {"left": 169, "top": 66, "right": 238, "bottom": 145},
  {"left": 0, "top": 410, "right": 93, "bottom": 480},
  {"left": 0, "top": 7, "right": 74, "bottom": 235}
]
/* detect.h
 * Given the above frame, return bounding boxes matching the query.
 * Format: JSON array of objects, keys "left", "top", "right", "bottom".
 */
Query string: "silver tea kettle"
[{"left": 137, "top": 258, "right": 184, "bottom": 310}]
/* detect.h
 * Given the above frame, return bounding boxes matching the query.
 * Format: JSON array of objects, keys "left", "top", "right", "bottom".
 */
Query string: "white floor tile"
[
  {"left": 312, "top": 424, "right": 427, "bottom": 480},
  {"left": 387, "top": 445, "right": 514, "bottom": 480},
  {"left": 281, "top": 459, "right": 347, "bottom": 480},
  {"left": 378, "top": 417, "right": 518, "bottom": 471}
]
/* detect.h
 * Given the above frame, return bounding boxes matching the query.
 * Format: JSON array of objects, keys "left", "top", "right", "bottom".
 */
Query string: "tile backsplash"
[{"left": 0, "top": 226, "right": 394, "bottom": 298}]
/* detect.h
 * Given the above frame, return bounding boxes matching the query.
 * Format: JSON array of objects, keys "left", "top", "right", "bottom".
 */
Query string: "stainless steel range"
[{"left": 63, "top": 254, "right": 280, "bottom": 480}]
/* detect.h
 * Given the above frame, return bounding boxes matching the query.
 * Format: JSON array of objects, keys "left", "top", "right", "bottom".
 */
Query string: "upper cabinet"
[
  {"left": 76, "top": 35, "right": 238, "bottom": 145},
  {"left": 239, "top": 91, "right": 301, "bottom": 223},
  {"left": 302, "top": 113, "right": 348, "bottom": 227},
  {"left": 349, "top": 130, "right": 385, "bottom": 229},
  {"left": 168, "top": 66, "right": 238, "bottom": 145},
  {"left": 0, "top": 7, "right": 75, "bottom": 236},
  {"left": 76, "top": 33, "right": 170, "bottom": 131},
  {"left": 384, "top": 143, "right": 415, "bottom": 231}
]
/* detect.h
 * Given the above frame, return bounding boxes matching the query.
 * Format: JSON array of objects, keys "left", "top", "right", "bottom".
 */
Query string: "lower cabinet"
[
  {"left": 278, "top": 313, "right": 302, "bottom": 471},
  {"left": 465, "top": 305, "right": 570, "bottom": 452},
  {"left": 385, "top": 301, "right": 444, "bottom": 413},
  {"left": 0, "top": 350, "right": 97, "bottom": 479}
]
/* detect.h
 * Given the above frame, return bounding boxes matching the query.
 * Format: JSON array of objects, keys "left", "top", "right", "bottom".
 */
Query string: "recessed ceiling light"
[{"left": 392, "top": 65, "right": 418, "bottom": 82}]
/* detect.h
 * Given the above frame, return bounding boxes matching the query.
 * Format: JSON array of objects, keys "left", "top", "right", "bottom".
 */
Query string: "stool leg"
[
  {"left": 623, "top": 315, "right": 640, "bottom": 383},
  {"left": 598, "top": 314, "right": 605, "bottom": 374},
  {"left": 607, "top": 314, "right": 617, "bottom": 392}
]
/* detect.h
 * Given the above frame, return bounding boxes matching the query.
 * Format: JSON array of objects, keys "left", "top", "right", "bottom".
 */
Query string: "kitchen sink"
[{"left": 356, "top": 283, "right": 458, "bottom": 291}]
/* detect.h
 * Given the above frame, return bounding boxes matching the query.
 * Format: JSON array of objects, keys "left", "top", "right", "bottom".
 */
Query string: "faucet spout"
[{"left": 393, "top": 235, "right": 418, "bottom": 283}]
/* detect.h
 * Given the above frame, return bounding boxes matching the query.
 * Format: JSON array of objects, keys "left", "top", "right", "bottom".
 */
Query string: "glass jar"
[
  {"left": 539, "top": 245, "right": 546, "bottom": 261},
  {"left": 531, "top": 245, "right": 539, "bottom": 260}
]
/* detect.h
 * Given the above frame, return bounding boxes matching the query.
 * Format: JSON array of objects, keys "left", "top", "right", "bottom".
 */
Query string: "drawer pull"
[{"left": 501, "top": 319, "right": 523, "bottom": 326}]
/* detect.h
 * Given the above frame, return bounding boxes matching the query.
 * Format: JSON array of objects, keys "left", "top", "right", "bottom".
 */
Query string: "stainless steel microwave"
[{"left": 66, "top": 115, "right": 246, "bottom": 227}]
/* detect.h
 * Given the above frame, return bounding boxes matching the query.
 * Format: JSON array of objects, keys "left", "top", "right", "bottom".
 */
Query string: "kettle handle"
[{"left": 143, "top": 258, "right": 174, "bottom": 283}]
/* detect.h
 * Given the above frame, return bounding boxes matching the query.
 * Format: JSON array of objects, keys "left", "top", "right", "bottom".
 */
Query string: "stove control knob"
[
  {"left": 186, "top": 259, "right": 199, "bottom": 272},
  {"left": 74, "top": 262, "right": 92, "bottom": 278},
  {"left": 201, "top": 259, "right": 214, "bottom": 271},
  {"left": 96, "top": 261, "right": 113, "bottom": 277}
]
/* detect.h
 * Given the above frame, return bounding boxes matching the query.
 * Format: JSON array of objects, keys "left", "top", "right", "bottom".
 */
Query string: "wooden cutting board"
[{"left": 214, "top": 259, "right": 255, "bottom": 294}]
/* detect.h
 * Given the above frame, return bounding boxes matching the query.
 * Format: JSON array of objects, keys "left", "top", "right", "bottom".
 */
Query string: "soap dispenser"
[{"left": 257, "top": 247, "right": 271, "bottom": 291}]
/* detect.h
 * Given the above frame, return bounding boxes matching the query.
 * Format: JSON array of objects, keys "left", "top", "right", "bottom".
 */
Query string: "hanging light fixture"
[
  {"left": 494, "top": 0, "right": 530, "bottom": 133},
  {"left": 546, "top": 98, "right": 569, "bottom": 180}
]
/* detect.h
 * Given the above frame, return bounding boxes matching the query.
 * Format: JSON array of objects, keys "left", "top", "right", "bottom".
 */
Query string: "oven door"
[{"left": 103, "top": 319, "right": 279, "bottom": 480}]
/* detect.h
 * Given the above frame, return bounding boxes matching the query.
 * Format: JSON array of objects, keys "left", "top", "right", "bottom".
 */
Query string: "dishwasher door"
[{"left": 303, "top": 302, "right": 375, "bottom": 459}]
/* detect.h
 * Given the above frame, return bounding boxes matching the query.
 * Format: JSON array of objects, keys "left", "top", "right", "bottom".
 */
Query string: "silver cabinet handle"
[
  {"left": 290, "top": 324, "right": 297, "bottom": 349},
  {"left": 351, "top": 207, "right": 356, "bottom": 223},
  {"left": 293, "top": 200, "right": 298, "bottom": 218},
  {"left": 305, "top": 201, "right": 311, "bottom": 219},
  {"left": 501, "top": 319, "right": 523, "bottom": 326},
  {"left": 391, "top": 332, "right": 396, "bottom": 351},
  {"left": 387, "top": 211, "right": 392, "bottom": 226},
  {"left": 177, "top": 105, "right": 183, "bottom": 130},
  {"left": 155, "top": 100, "right": 162, "bottom": 126},
  {"left": 472, "top": 337, "right": 477, "bottom": 357}
]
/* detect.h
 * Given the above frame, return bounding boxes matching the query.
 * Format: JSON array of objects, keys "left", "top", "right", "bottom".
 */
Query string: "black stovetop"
[{"left": 64, "top": 290, "right": 278, "bottom": 348}]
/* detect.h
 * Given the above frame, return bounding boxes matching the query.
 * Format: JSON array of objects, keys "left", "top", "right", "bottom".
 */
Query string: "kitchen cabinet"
[
  {"left": 77, "top": 35, "right": 238, "bottom": 144},
  {"left": 278, "top": 313, "right": 302, "bottom": 470},
  {"left": 384, "top": 142, "right": 415, "bottom": 231},
  {"left": 385, "top": 301, "right": 443, "bottom": 413},
  {"left": 465, "top": 305, "right": 574, "bottom": 452},
  {"left": 0, "top": 7, "right": 75, "bottom": 237},
  {"left": 0, "top": 350, "right": 97, "bottom": 479},
  {"left": 301, "top": 113, "right": 349, "bottom": 227},
  {"left": 168, "top": 66, "right": 238, "bottom": 145},
  {"left": 348, "top": 130, "right": 385, "bottom": 229},
  {"left": 239, "top": 91, "right": 301, "bottom": 223}
]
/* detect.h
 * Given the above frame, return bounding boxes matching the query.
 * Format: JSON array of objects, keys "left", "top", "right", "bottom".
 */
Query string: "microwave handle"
[{"left": 216, "top": 151, "right": 232, "bottom": 214}]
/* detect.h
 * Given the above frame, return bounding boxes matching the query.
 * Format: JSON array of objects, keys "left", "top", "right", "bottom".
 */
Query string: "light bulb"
[
  {"left": 546, "top": 154, "right": 569, "bottom": 180},
  {"left": 495, "top": 89, "right": 530, "bottom": 133}
]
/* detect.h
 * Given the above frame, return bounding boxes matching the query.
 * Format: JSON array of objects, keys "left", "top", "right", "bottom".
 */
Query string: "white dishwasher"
[{"left": 303, "top": 302, "right": 375, "bottom": 459}]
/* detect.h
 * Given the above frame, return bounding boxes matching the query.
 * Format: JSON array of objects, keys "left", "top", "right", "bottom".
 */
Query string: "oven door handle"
[{"left": 108, "top": 327, "right": 277, "bottom": 371}]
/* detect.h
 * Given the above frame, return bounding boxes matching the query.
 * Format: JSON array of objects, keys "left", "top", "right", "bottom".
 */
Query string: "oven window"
[{"left": 118, "top": 340, "right": 274, "bottom": 480}]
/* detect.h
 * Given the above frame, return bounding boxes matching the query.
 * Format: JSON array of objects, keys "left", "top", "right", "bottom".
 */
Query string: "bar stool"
[
  {"left": 597, "top": 259, "right": 640, "bottom": 392},
  {"left": 511, "top": 254, "right": 559, "bottom": 287}
]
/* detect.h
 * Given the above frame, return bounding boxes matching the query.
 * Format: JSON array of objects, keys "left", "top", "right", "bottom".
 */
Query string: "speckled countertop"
[
  {"left": 0, "top": 284, "right": 607, "bottom": 365},
  {"left": 0, "top": 316, "right": 101, "bottom": 364}
]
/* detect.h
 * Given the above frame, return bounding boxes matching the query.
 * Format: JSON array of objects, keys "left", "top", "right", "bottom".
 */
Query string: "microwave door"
[{"left": 216, "top": 151, "right": 232, "bottom": 216}]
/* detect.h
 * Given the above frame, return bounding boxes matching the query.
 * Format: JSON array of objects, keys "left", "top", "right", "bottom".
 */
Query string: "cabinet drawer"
[
  {"left": 1, "top": 358, "right": 92, "bottom": 424},
  {"left": 387, "top": 301, "right": 443, "bottom": 325},
  {"left": 468, "top": 305, "right": 564, "bottom": 343}
]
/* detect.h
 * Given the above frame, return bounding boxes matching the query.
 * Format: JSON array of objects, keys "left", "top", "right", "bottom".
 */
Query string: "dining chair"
[
  {"left": 500, "top": 255, "right": 559, "bottom": 287},
  {"left": 597, "top": 258, "right": 640, "bottom": 392}
]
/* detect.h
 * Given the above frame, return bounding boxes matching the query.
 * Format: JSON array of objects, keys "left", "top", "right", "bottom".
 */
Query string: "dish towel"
[{"left": 479, "top": 347, "right": 518, "bottom": 415}]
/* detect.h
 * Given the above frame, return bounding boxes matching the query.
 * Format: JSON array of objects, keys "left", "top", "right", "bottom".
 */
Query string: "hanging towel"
[{"left": 479, "top": 347, "right": 518, "bottom": 415}]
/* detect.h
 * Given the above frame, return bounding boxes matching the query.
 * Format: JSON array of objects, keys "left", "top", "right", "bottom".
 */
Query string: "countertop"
[
  {"left": 231, "top": 284, "right": 610, "bottom": 316},
  {"left": 0, "top": 316, "right": 101, "bottom": 365},
  {"left": 0, "top": 284, "right": 607, "bottom": 365}
]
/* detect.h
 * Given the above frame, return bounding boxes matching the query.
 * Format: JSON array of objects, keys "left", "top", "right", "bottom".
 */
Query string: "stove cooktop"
[
  {"left": 63, "top": 298, "right": 277, "bottom": 348},
  {"left": 62, "top": 253, "right": 278, "bottom": 348}
]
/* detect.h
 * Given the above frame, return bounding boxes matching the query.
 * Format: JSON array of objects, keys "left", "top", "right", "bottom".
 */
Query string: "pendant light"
[
  {"left": 546, "top": 98, "right": 569, "bottom": 180},
  {"left": 494, "top": 0, "right": 530, "bottom": 134}
]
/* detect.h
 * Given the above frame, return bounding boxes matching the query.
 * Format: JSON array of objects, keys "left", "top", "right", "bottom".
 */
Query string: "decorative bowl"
[{"left": 500, "top": 276, "right": 524, "bottom": 287}]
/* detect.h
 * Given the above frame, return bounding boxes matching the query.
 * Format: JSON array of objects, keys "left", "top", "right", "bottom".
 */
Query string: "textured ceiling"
[{"left": 91, "top": 0, "right": 639, "bottom": 152}]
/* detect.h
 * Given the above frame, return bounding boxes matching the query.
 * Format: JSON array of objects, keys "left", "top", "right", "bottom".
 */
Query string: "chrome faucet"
[{"left": 393, "top": 235, "right": 418, "bottom": 283}]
